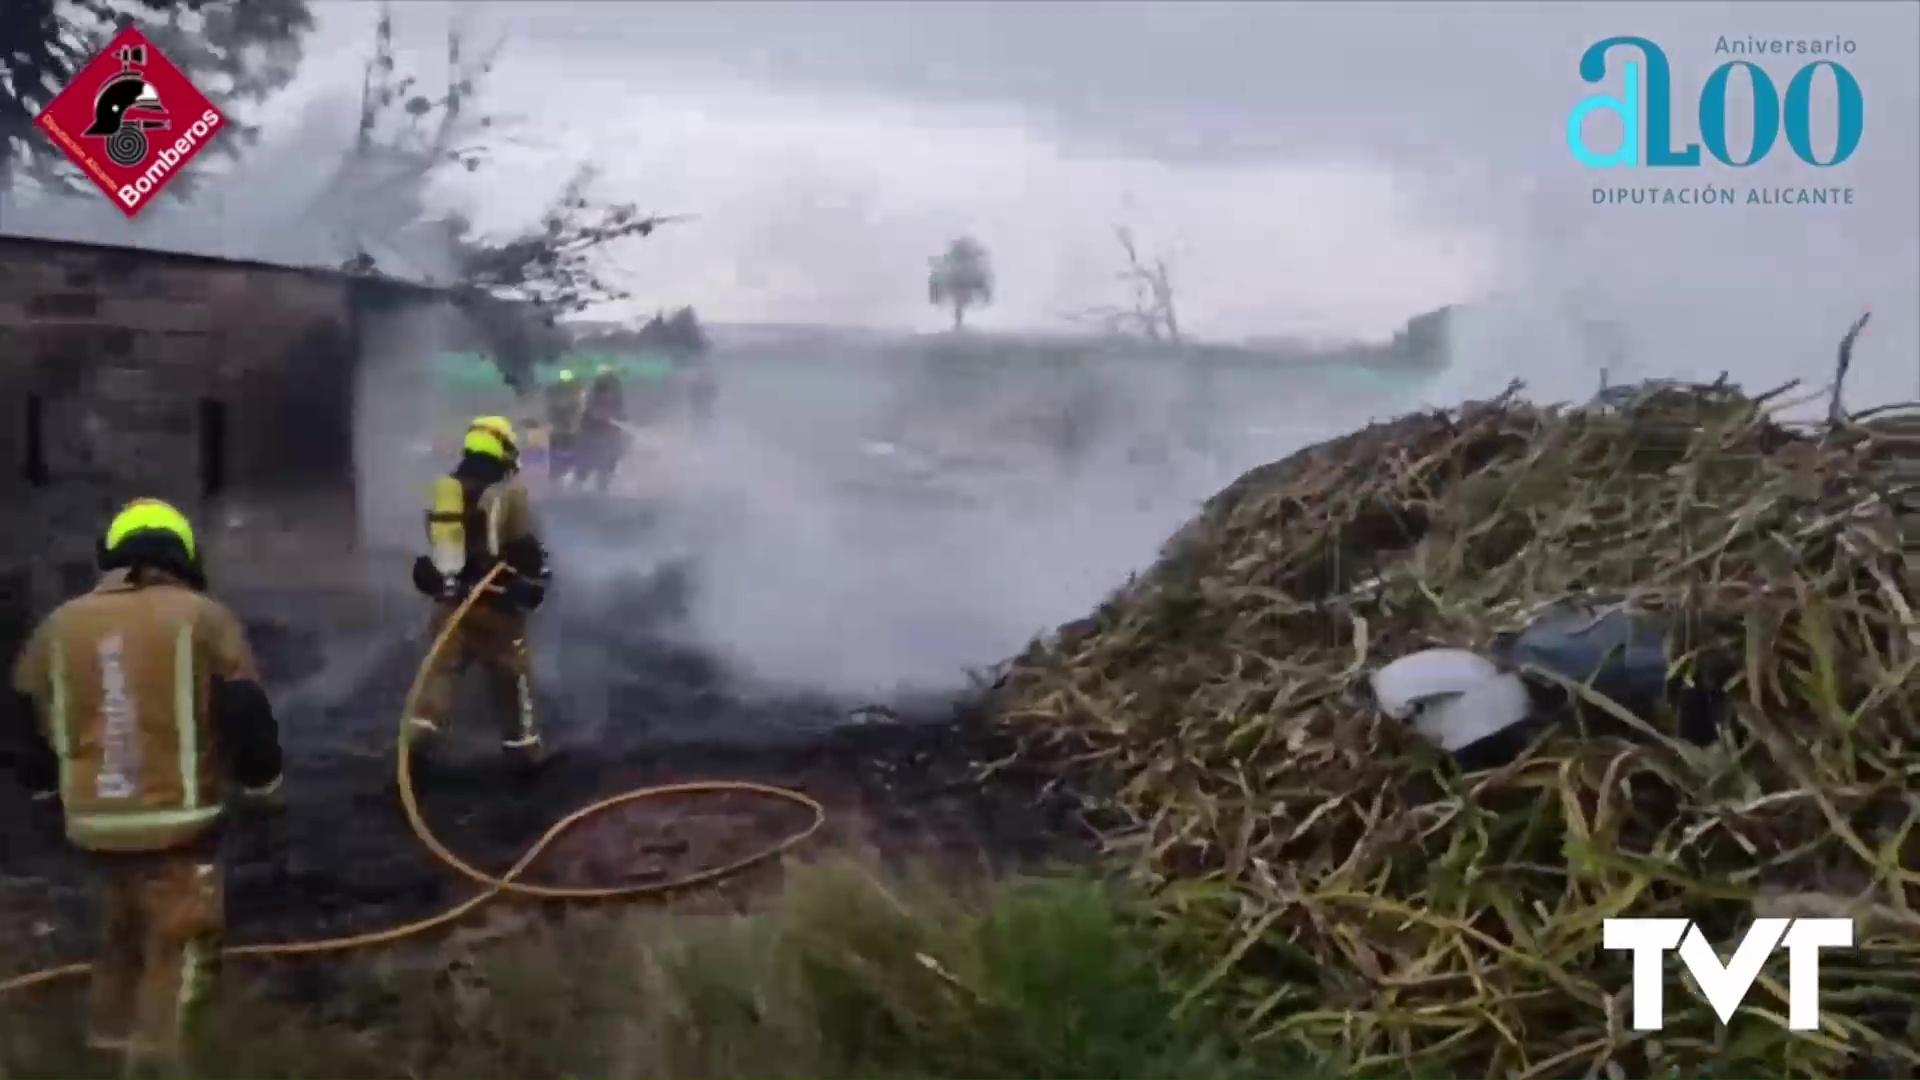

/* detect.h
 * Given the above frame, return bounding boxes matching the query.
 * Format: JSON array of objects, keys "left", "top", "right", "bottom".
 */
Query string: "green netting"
[
  {"left": 428, "top": 351, "right": 681, "bottom": 392},
  {"left": 539, "top": 352, "right": 676, "bottom": 385}
]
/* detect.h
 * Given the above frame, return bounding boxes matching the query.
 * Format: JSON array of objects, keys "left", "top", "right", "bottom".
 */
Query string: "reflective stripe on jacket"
[{"left": 11, "top": 569, "right": 260, "bottom": 852}]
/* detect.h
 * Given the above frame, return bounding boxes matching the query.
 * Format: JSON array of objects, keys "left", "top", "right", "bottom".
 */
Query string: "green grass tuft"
[{"left": 1, "top": 860, "right": 1323, "bottom": 1078}]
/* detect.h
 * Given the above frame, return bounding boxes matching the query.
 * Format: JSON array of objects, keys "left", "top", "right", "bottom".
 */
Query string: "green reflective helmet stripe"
[
  {"left": 468, "top": 415, "right": 519, "bottom": 454},
  {"left": 105, "top": 499, "right": 196, "bottom": 560},
  {"left": 464, "top": 428, "right": 509, "bottom": 461},
  {"left": 464, "top": 424, "right": 526, "bottom": 457}
]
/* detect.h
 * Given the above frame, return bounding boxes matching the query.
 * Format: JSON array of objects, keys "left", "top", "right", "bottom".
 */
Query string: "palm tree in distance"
[{"left": 928, "top": 235, "right": 994, "bottom": 330}]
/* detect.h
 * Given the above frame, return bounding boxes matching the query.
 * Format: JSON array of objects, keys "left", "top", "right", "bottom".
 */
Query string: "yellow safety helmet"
[
  {"left": 463, "top": 429, "right": 509, "bottom": 463},
  {"left": 105, "top": 498, "right": 197, "bottom": 560},
  {"left": 596, "top": 363, "right": 613, "bottom": 375},
  {"left": 465, "top": 414, "right": 520, "bottom": 469},
  {"left": 557, "top": 368, "right": 575, "bottom": 383},
  {"left": 469, "top": 415, "right": 517, "bottom": 448}
]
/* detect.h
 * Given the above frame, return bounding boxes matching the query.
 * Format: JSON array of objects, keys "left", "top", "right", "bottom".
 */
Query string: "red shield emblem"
[{"left": 33, "top": 25, "right": 226, "bottom": 219}]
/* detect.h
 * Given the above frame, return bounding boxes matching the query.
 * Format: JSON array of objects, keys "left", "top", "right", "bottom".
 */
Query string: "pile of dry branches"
[{"left": 992, "top": 383, "right": 1920, "bottom": 1078}]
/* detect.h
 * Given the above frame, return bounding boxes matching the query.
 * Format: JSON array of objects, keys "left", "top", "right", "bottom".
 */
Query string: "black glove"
[
  {"left": 230, "top": 776, "right": 289, "bottom": 877},
  {"left": 411, "top": 555, "right": 443, "bottom": 599},
  {"left": 412, "top": 556, "right": 466, "bottom": 603},
  {"left": 27, "top": 788, "right": 63, "bottom": 841},
  {"left": 239, "top": 774, "right": 288, "bottom": 813},
  {"left": 501, "top": 574, "right": 547, "bottom": 612},
  {"left": 490, "top": 542, "right": 551, "bottom": 612}
]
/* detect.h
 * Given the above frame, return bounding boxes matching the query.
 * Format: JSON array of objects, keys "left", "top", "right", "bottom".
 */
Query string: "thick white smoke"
[{"left": 554, "top": 339, "right": 1422, "bottom": 702}]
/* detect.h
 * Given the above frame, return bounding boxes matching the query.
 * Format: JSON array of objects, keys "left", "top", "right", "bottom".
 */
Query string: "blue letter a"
[
  {"left": 1568, "top": 60, "right": 1640, "bottom": 167},
  {"left": 1571, "top": 36, "right": 1699, "bottom": 167}
]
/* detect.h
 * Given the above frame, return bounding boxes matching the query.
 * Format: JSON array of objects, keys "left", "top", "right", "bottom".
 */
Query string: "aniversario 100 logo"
[
  {"left": 33, "top": 24, "right": 226, "bottom": 218},
  {"left": 1566, "top": 35, "right": 1864, "bottom": 209}
]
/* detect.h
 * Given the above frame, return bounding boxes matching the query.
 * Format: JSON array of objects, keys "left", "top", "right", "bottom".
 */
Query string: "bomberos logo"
[{"left": 33, "top": 25, "right": 227, "bottom": 218}]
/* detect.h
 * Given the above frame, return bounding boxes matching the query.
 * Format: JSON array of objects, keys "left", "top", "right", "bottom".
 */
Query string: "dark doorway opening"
[
  {"left": 278, "top": 322, "right": 356, "bottom": 487},
  {"left": 199, "top": 397, "right": 227, "bottom": 498},
  {"left": 23, "top": 394, "right": 49, "bottom": 488}
]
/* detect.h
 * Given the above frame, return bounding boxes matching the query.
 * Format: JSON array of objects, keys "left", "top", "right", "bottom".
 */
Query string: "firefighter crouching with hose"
[
  {"left": 409, "top": 416, "right": 552, "bottom": 770},
  {"left": 2, "top": 498, "right": 285, "bottom": 1075}
]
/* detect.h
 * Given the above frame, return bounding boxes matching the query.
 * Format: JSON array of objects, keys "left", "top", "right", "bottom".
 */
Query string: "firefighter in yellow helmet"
[
  {"left": 4, "top": 498, "right": 284, "bottom": 1073},
  {"left": 578, "top": 362, "right": 629, "bottom": 492},
  {"left": 586, "top": 362, "right": 627, "bottom": 424},
  {"left": 409, "top": 417, "right": 551, "bottom": 768}
]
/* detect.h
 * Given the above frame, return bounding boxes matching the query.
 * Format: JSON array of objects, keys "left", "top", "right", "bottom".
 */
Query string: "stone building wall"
[{"left": 0, "top": 235, "right": 440, "bottom": 654}]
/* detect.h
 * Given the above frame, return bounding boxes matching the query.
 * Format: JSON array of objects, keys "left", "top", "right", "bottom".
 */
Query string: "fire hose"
[{"left": 0, "top": 561, "right": 826, "bottom": 994}]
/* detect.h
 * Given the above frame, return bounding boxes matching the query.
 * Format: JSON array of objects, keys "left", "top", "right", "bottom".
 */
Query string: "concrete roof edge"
[{"left": 0, "top": 231, "right": 456, "bottom": 296}]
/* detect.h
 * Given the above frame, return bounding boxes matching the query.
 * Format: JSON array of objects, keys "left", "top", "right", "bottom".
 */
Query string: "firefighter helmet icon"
[{"left": 83, "top": 44, "right": 170, "bottom": 167}]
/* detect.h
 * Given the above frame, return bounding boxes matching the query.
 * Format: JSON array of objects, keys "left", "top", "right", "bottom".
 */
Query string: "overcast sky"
[
  {"left": 231, "top": 1, "right": 1919, "bottom": 397},
  {"left": 197, "top": 1, "right": 1916, "bottom": 695}
]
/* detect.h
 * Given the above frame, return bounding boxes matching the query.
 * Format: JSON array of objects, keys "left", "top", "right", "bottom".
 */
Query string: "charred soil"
[{"left": 0, "top": 508, "right": 1085, "bottom": 986}]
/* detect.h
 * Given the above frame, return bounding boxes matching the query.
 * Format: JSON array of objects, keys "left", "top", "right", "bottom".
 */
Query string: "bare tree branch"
[
  {"left": 332, "top": 2, "right": 693, "bottom": 388},
  {"left": 1067, "top": 223, "right": 1181, "bottom": 343},
  {"left": 455, "top": 164, "right": 696, "bottom": 313}
]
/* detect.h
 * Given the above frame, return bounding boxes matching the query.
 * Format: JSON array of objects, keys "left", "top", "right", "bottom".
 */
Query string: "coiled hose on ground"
[{"left": 0, "top": 561, "right": 826, "bottom": 994}]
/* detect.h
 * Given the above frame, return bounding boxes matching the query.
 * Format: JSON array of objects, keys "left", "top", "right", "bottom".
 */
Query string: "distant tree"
[
  {"left": 576, "top": 306, "right": 710, "bottom": 357},
  {"left": 0, "top": 0, "right": 314, "bottom": 193},
  {"left": 647, "top": 306, "right": 710, "bottom": 356},
  {"left": 928, "top": 235, "right": 994, "bottom": 330}
]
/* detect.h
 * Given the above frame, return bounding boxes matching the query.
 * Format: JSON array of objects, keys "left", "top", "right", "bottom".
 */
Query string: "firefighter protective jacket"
[
  {"left": 585, "top": 373, "right": 626, "bottom": 425},
  {"left": 416, "top": 451, "right": 550, "bottom": 611},
  {"left": 5, "top": 568, "right": 284, "bottom": 853},
  {"left": 545, "top": 380, "right": 585, "bottom": 437}
]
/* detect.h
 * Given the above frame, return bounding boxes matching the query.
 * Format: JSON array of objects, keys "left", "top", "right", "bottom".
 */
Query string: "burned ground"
[{"left": 0, "top": 499, "right": 1084, "bottom": 984}]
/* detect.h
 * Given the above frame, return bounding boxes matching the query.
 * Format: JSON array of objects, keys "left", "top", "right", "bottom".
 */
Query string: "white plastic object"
[
  {"left": 1369, "top": 649, "right": 1533, "bottom": 752},
  {"left": 1370, "top": 649, "right": 1500, "bottom": 718}
]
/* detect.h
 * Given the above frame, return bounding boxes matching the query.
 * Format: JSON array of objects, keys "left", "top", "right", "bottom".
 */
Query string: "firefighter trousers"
[
  {"left": 84, "top": 842, "right": 223, "bottom": 1075},
  {"left": 409, "top": 602, "right": 541, "bottom": 759},
  {"left": 548, "top": 430, "right": 578, "bottom": 482}
]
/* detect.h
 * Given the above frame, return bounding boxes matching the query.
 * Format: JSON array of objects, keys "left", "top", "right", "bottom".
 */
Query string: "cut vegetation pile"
[{"left": 992, "top": 384, "right": 1920, "bottom": 1078}]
